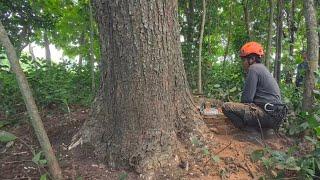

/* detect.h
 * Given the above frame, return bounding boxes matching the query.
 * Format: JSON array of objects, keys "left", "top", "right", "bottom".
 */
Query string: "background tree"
[
  {"left": 198, "top": 0, "right": 206, "bottom": 94},
  {"left": 88, "top": 0, "right": 95, "bottom": 91},
  {"left": 302, "top": 0, "right": 318, "bottom": 111},
  {"left": 242, "top": 0, "right": 253, "bottom": 40},
  {"left": 43, "top": 30, "right": 51, "bottom": 65},
  {"left": 265, "top": 0, "right": 274, "bottom": 70},
  {"left": 274, "top": 0, "right": 284, "bottom": 83},
  {"left": 284, "top": 0, "right": 296, "bottom": 84}
]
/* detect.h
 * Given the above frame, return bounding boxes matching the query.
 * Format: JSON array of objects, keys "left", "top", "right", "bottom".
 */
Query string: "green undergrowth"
[{"left": 0, "top": 54, "right": 99, "bottom": 118}]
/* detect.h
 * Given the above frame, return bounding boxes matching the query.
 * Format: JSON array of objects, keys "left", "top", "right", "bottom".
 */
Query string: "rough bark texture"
[
  {"left": 80, "top": 0, "right": 207, "bottom": 173},
  {"left": 303, "top": 0, "right": 318, "bottom": 111},
  {"left": 198, "top": 0, "right": 206, "bottom": 94},
  {"left": 265, "top": 0, "right": 274, "bottom": 70},
  {"left": 0, "top": 21, "right": 63, "bottom": 180},
  {"left": 274, "top": 0, "right": 283, "bottom": 84}
]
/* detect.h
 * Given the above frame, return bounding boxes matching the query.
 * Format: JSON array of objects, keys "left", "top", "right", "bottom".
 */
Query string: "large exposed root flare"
[
  {"left": 70, "top": 93, "right": 106, "bottom": 152},
  {"left": 174, "top": 90, "right": 209, "bottom": 147}
]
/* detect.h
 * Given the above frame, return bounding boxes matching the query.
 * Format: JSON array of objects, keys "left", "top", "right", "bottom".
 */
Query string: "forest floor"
[{"left": 0, "top": 97, "right": 295, "bottom": 180}]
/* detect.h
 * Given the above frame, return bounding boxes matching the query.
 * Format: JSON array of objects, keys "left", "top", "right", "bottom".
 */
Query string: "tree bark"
[
  {"left": 265, "top": 0, "right": 274, "bottom": 70},
  {"left": 79, "top": 0, "right": 207, "bottom": 174},
  {"left": 198, "top": 0, "right": 206, "bottom": 94},
  {"left": 43, "top": 30, "right": 51, "bottom": 65},
  {"left": 303, "top": 0, "right": 319, "bottom": 111},
  {"left": 0, "top": 21, "right": 63, "bottom": 180},
  {"left": 274, "top": 0, "right": 283, "bottom": 84}
]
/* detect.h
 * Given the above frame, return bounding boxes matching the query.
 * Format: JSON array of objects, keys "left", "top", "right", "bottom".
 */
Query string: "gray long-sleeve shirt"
[{"left": 241, "top": 63, "right": 282, "bottom": 104}]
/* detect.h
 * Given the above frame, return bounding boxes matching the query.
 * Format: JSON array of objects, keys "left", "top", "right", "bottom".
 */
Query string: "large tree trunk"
[
  {"left": 198, "top": 0, "right": 206, "bottom": 94},
  {"left": 274, "top": 0, "right": 283, "bottom": 83},
  {"left": 265, "top": 0, "right": 274, "bottom": 70},
  {"left": 79, "top": 0, "right": 206, "bottom": 174},
  {"left": 0, "top": 21, "right": 63, "bottom": 180},
  {"left": 303, "top": 0, "right": 318, "bottom": 111}
]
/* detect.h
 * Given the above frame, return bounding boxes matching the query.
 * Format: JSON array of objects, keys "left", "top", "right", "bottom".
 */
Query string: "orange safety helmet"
[{"left": 240, "top": 41, "right": 264, "bottom": 58}]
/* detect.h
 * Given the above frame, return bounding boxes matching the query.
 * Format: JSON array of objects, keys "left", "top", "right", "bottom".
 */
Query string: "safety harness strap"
[{"left": 256, "top": 102, "right": 288, "bottom": 132}]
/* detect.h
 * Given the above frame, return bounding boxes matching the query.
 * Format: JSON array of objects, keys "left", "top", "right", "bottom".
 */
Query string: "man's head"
[
  {"left": 240, "top": 41, "right": 264, "bottom": 72},
  {"left": 241, "top": 54, "right": 262, "bottom": 72}
]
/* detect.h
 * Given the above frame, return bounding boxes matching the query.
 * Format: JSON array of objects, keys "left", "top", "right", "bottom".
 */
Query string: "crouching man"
[{"left": 222, "top": 42, "right": 287, "bottom": 133}]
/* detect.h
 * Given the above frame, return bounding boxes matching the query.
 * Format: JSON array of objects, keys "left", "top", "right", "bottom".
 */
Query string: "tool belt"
[{"left": 256, "top": 102, "right": 288, "bottom": 131}]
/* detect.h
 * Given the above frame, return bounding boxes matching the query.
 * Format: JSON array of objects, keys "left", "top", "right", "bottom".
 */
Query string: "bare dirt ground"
[{"left": 0, "top": 98, "right": 294, "bottom": 180}]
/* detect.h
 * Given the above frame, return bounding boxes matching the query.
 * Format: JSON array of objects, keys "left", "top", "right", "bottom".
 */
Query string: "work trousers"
[{"left": 222, "top": 102, "right": 275, "bottom": 130}]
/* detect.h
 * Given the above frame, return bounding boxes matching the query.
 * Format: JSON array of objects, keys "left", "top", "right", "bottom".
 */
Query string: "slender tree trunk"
[
  {"left": 0, "top": 21, "right": 63, "bottom": 180},
  {"left": 242, "top": 0, "right": 252, "bottom": 40},
  {"left": 317, "top": 10, "right": 320, "bottom": 67},
  {"left": 285, "top": 0, "right": 296, "bottom": 84},
  {"left": 89, "top": 0, "right": 95, "bottom": 91},
  {"left": 223, "top": 31, "right": 231, "bottom": 66},
  {"left": 185, "top": 0, "right": 196, "bottom": 86},
  {"left": 198, "top": 0, "right": 206, "bottom": 94},
  {"left": 78, "top": 55, "right": 83, "bottom": 67},
  {"left": 274, "top": 0, "right": 283, "bottom": 83},
  {"left": 186, "top": 0, "right": 195, "bottom": 44},
  {"left": 303, "top": 0, "right": 318, "bottom": 111},
  {"left": 28, "top": 44, "right": 36, "bottom": 61},
  {"left": 78, "top": 32, "right": 85, "bottom": 67},
  {"left": 265, "top": 0, "right": 274, "bottom": 70},
  {"left": 44, "top": 30, "right": 51, "bottom": 65},
  {"left": 223, "top": 6, "right": 232, "bottom": 70},
  {"left": 79, "top": 0, "right": 206, "bottom": 174},
  {"left": 16, "top": 26, "right": 30, "bottom": 57}
]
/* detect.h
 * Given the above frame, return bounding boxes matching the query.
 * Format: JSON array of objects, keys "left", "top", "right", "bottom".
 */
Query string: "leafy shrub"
[
  {"left": 252, "top": 135, "right": 320, "bottom": 180},
  {"left": 204, "top": 61, "right": 243, "bottom": 101},
  {"left": 0, "top": 56, "right": 99, "bottom": 117}
]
